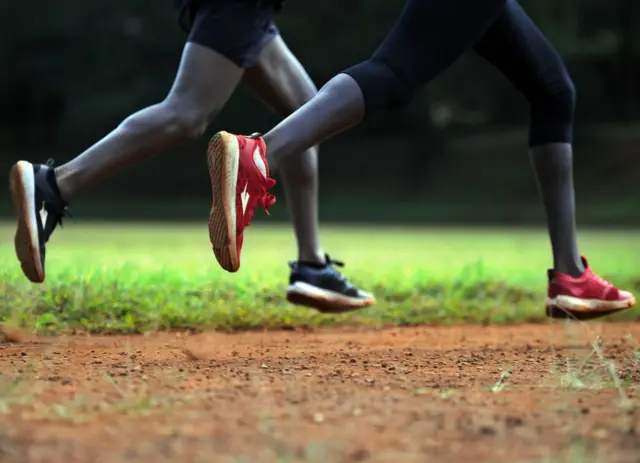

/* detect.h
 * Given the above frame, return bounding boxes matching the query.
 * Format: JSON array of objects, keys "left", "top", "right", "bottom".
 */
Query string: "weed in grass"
[{"left": 490, "top": 368, "right": 513, "bottom": 393}]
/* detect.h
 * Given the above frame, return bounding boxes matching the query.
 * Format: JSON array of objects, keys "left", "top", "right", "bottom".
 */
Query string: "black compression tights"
[
  {"left": 474, "top": 0, "right": 582, "bottom": 276},
  {"left": 345, "top": 0, "right": 574, "bottom": 146},
  {"left": 344, "top": 0, "right": 507, "bottom": 111},
  {"left": 344, "top": 0, "right": 582, "bottom": 275}
]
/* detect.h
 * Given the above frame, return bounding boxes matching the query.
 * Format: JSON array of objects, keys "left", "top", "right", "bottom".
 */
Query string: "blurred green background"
[{"left": 2, "top": 0, "right": 639, "bottom": 225}]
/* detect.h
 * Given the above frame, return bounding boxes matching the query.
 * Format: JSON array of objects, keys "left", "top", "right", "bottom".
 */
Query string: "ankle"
[
  {"left": 263, "top": 135, "right": 280, "bottom": 174},
  {"left": 555, "top": 260, "right": 585, "bottom": 278},
  {"left": 264, "top": 152, "right": 278, "bottom": 175},
  {"left": 298, "top": 249, "right": 326, "bottom": 266},
  {"left": 53, "top": 168, "right": 73, "bottom": 201}
]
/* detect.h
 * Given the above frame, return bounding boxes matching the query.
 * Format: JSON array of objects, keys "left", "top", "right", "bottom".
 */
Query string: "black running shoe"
[
  {"left": 286, "top": 255, "right": 375, "bottom": 313},
  {"left": 9, "top": 160, "right": 70, "bottom": 283}
]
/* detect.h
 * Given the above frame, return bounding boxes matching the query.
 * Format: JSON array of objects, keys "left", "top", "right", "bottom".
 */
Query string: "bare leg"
[
  {"left": 205, "top": 36, "right": 374, "bottom": 311},
  {"left": 243, "top": 36, "right": 325, "bottom": 264},
  {"left": 54, "top": 43, "right": 244, "bottom": 199},
  {"left": 263, "top": 74, "right": 365, "bottom": 172},
  {"left": 261, "top": 0, "right": 508, "bottom": 171}
]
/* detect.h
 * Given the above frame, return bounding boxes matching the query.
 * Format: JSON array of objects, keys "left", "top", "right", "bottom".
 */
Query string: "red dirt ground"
[{"left": 0, "top": 322, "right": 639, "bottom": 463}]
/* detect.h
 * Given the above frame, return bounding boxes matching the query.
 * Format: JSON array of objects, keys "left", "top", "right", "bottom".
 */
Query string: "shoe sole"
[
  {"left": 9, "top": 161, "right": 44, "bottom": 283},
  {"left": 208, "top": 131, "right": 240, "bottom": 273},
  {"left": 286, "top": 282, "right": 376, "bottom": 314},
  {"left": 546, "top": 295, "right": 636, "bottom": 320}
]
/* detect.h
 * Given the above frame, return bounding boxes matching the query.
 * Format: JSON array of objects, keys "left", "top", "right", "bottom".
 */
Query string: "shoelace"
[
  {"left": 290, "top": 255, "right": 345, "bottom": 269},
  {"left": 325, "top": 255, "right": 348, "bottom": 283},
  {"left": 236, "top": 134, "right": 275, "bottom": 226},
  {"left": 258, "top": 189, "right": 276, "bottom": 213},
  {"left": 240, "top": 182, "right": 276, "bottom": 230},
  {"left": 325, "top": 255, "right": 344, "bottom": 268},
  {"left": 289, "top": 255, "right": 349, "bottom": 284}
]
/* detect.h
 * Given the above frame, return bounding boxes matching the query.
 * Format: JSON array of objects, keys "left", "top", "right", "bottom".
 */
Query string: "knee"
[
  {"left": 162, "top": 101, "right": 215, "bottom": 140},
  {"left": 280, "top": 145, "right": 318, "bottom": 184},
  {"left": 543, "top": 74, "right": 576, "bottom": 118},
  {"left": 343, "top": 58, "right": 419, "bottom": 114},
  {"left": 528, "top": 72, "right": 576, "bottom": 146},
  {"left": 120, "top": 99, "right": 216, "bottom": 141}
]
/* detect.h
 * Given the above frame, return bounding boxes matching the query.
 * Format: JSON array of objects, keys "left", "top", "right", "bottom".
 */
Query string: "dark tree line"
[{"left": 1, "top": 0, "right": 639, "bottom": 222}]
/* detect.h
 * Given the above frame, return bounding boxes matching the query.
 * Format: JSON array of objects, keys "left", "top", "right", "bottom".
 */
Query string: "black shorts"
[{"left": 174, "top": 0, "right": 280, "bottom": 68}]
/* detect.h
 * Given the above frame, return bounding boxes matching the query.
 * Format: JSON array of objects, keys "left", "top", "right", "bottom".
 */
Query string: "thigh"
[
  {"left": 166, "top": 41, "right": 243, "bottom": 118},
  {"left": 242, "top": 35, "right": 318, "bottom": 116},
  {"left": 372, "top": 0, "right": 507, "bottom": 88},
  {"left": 473, "top": 0, "right": 570, "bottom": 96},
  {"left": 178, "top": 0, "right": 280, "bottom": 69}
]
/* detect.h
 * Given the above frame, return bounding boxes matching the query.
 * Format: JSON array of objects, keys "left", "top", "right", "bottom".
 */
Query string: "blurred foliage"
[{"left": 1, "top": 0, "right": 640, "bottom": 222}]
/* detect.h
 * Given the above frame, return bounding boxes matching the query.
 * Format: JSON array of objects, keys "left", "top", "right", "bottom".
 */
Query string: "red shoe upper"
[
  {"left": 233, "top": 134, "right": 276, "bottom": 257},
  {"left": 548, "top": 256, "right": 631, "bottom": 302}
]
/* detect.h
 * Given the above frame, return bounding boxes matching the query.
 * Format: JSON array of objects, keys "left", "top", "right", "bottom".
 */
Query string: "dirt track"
[{"left": 1, "top": 323, "right": 639, "bottom": 463}]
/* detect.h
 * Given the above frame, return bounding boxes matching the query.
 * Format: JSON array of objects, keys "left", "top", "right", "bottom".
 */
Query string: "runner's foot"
[
  {"left": 546, "top": 256, "right": 635, "bottom": 320},
  {"left": 207, "top": 131, "right": 276, "bottom": 272},
  {"left": 9, "top": 160, "right": 69, "bottom": 283},
  {"left": 286, "top": 255, "right": 375, "bottom": 313}
]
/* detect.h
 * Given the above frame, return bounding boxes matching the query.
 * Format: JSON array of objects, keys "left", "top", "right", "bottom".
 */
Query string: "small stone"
[
  {"left": 479, "top": 426, "right": 496, "bottom": 435},
  {"left": 593, "top": 428, "right": 608, "bottom": 440}
]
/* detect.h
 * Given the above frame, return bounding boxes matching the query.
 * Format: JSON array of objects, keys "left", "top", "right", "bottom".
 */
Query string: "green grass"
[{"left": 1, "top": 222, "right": 639, "bottom": 334}]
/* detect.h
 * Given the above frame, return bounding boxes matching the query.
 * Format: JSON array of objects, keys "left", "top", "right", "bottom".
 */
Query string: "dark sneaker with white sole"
[
  {"left": 9, "top": 160, "right": 69, "bottom": 283},
  {"left": 286, "top": 255, "right": 375, "bottom": 313}
]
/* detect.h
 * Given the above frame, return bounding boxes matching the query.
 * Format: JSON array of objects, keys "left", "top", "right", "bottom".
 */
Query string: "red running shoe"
[
  {"left": 546, "top": 256, "right": 635, "bottom": 320},
  {"left": 207, "top": 131, "right": 276, "bottom": 272}
]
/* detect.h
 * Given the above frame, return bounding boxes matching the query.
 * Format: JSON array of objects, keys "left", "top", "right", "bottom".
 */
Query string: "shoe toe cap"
[
  {"left": 357, "top": 289, "right": 375, "bottom": 300},
  {"left": 617, "top": 289, "right": 635, "bottom": 302}
]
